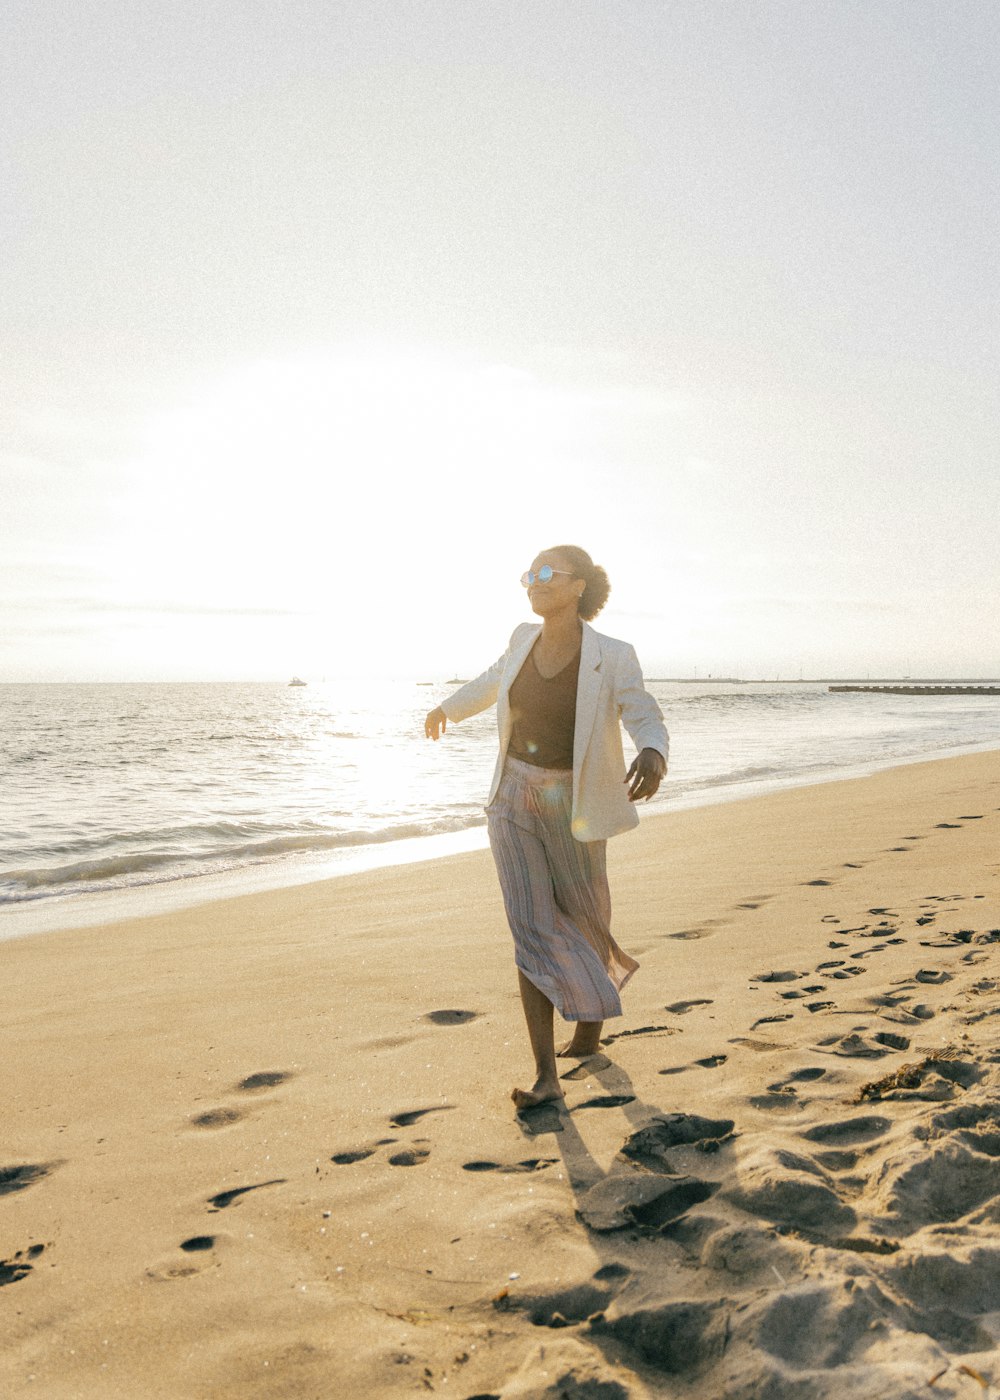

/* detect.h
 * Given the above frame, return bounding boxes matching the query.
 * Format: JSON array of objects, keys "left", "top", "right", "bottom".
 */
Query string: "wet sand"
[{"left": 2, "top": 749, "right": 1000, "bottom": 1398}]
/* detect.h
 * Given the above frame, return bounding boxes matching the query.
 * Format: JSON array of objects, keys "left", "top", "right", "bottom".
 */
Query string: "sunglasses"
[{"left": 520, "top": 565, "right": 574, "bottom": 588}]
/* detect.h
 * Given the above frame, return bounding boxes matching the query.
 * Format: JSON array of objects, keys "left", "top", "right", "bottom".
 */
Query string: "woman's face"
[{"left": 525, "top": 551, "right": 581, "bottom": 619}]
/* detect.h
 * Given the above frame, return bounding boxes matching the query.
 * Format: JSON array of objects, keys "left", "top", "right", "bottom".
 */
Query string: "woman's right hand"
[{"left": 424, "top": 706, "right": 447, "bottom": 740}]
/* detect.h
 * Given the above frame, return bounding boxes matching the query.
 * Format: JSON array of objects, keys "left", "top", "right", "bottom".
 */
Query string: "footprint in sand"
[
  {"left": 190, "top": 1107, "right": 246, "bottom": 1129},
  {"left": 752, "top": 970, "right": 801, "bottom": 984},
  {"left": 603, "top": 1023, "right": 681, "bottom": 1044},
  {"left": 749, "top": 1090, "right": 801, "bottom": 1111},
  {"left": 694, "top": 1054, "right": 728, "bottom": 1069},
  {"left": 801, "top": 1113, "right": 892, "bottom": 1145},
  {"left": 330, "top": 1137, "right": 403, "bottom": 1164},
  {"left": 574, "top": 1094, "right": 637, "bottom": 1110},
  {"left": 804, "top": 879, "right": 832, "bottom": 886},
  {"left": 806, "top": 1001, "right": 835, "bottom": 1013},
  {"left": 814, "top": 1033, "right": 890, "bottom": 1059},
  {"left": 181, "top": 1235, "right": 216, "bottom": 1252},
  {"left": 207, "top": 1180, "right": 286, "bottom": 1210},
  {"left": 422, "top": 1009, "right": 481, "bottom": 1025},
  {"left": 146, "top": 1237, "right": 221, "bottom": 1282},
  {"left": 462, "top": 1158, "right": 558, "bottom": 1174},
  {"left": 915, "top": 968, "right": 952, "bottom": 985},
  {"left": 727, "top": 1036, "right": 788, "bottom": 1053},
  {"left": 388, "top": 1142, "right": 431, "bottom": 1167},
  {"left": 875, "top": 1031, "right": 910, "bottom": 1050},
  {"left": 664, "top": 999, "right": 714, "bottom": 1015},
  {"left": 236, "top": 1071, "right": 294, "bottom": 1092},
  {"left": 0, "top": 1244, "right": 45, "bottom": 1288},
  {"left": 751, "top": 1014, "right": 794, "bottom": 1030},
  {"left": 768, "top": 1067, "right": 827, "bottom": 1092},
  {"left": 0, "top": 1163, "right": 60, "bottom": 1197},
  {"left": 389, "top": 1105, "right": 455, "bottom": 1129}
]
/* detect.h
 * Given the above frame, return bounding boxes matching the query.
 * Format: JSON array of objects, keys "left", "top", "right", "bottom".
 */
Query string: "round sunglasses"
[{"left": 520, "top": 565, "right": 574, "bottom": 588}]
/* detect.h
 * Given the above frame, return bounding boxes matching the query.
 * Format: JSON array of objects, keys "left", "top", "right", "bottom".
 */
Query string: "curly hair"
[{"left": 545, "top": 545, "right": 611, "bottom": 621}]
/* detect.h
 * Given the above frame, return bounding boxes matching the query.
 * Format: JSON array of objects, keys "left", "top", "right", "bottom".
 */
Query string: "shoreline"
[
  {"left": 2, "top": 747, "right": 1000, "bottom": 1397},
  {"left": 4, "top": 735, "right": 1000, "bottom": 944}
]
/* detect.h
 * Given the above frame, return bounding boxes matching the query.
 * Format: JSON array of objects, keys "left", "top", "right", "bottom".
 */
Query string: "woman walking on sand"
[{"left": 425, "top": 545, "right": 668, "bottom": 1111}]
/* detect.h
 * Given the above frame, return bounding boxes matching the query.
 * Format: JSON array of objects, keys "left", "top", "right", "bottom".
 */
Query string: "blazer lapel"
[{"left": 572, "top": 623, "right": 603, "bottom": 777}]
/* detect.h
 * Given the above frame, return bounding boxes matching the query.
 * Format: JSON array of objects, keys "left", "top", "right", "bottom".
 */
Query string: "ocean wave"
[
  {"left": 0, "top": 814, "right": 487, "bottom": 904},
  {"left": 696, "top": 763, "right": 784, "bottom": 786}
]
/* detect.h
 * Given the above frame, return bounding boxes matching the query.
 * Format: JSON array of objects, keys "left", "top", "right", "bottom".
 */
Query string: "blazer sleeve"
[
  {"left": 439, "top": 642, "right": 510, "bottom": 723},
  {"left": 615, "top": 644, "right": 669, "bottom": 765}
]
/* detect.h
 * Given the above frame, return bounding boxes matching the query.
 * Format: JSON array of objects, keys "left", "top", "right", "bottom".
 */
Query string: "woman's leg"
[
  {"left": 488, "top": 762, "right": 626, "bottom": 1106},
  {"left": 542, "top": 819, "right": 637, "bottom": 1043},
  {"left": 511, "top": 969, "right": 564, "bottom": 1110}
]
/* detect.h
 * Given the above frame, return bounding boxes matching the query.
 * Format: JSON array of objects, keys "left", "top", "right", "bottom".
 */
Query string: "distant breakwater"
[{"left": 830, "top": 685, "right": 1000, "bottom": 696}]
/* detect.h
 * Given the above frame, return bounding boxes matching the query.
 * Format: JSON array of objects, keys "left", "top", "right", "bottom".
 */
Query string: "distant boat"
[
  {"left": 447, "top": 678, "right": 468, "bottom": 685},
  {"left": 288, "top": 676, "right": 307, "bottom": 687}
]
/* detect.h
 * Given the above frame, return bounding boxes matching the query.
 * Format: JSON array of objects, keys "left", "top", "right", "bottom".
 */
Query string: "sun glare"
[{"left": 111, "top": 346, "right": 621, "bottom": 677}]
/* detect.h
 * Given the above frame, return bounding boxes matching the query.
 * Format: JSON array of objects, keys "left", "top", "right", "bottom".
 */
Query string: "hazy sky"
[{"left": 3, "top": 0, "right": 999, "bottom": 681}]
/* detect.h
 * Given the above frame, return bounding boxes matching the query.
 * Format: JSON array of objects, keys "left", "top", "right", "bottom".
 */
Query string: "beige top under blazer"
[{"left": 441, "top": 621, "right": 669, "bottom": 842}]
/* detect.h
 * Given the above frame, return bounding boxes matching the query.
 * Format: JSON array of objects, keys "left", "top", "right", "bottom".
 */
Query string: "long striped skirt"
[{"left": 486, "top": 756, "right": 638, "bottom": 1022}]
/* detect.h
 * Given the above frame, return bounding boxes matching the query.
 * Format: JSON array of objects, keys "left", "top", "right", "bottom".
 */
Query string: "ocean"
[{"left": 3, "top": 677, "right": 1000, "bottom": 938}]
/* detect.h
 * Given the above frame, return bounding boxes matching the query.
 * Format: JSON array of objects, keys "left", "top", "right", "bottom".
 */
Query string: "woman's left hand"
[{"left": 625, "top": 748, "right": 667, "bottom": 802}]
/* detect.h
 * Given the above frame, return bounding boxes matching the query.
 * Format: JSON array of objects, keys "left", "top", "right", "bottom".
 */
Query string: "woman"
[{"left": 425, "top": 546, "right": 668, "bottom": 1111}]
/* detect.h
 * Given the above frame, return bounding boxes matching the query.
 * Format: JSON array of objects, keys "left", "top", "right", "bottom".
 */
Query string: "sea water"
[{"left": 3, "top": 678, "right": 1000, "bottom": 936}]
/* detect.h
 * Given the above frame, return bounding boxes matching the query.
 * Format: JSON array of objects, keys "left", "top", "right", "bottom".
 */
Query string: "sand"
[{"left": 3, "top": 749, "right": 1000, "bottom": 1399}]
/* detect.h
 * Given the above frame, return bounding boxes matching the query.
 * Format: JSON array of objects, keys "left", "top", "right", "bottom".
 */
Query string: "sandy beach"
[{"left": 3, "top": 748, "right": 1000, "bottom": 1399}]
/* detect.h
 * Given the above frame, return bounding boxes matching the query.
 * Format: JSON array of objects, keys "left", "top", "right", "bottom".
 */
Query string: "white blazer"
[{"left": 441, "top": 621, "right": 669, "bottom": 842}]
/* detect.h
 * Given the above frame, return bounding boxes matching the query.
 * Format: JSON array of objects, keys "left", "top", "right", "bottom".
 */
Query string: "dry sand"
[{"left": 3, "top": 749, "right": 1000, "bottom": 1399}]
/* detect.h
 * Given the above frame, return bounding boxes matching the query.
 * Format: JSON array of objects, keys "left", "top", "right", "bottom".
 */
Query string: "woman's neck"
[{"left": 539, "top": 612, "right": 583, "bottom": 650}]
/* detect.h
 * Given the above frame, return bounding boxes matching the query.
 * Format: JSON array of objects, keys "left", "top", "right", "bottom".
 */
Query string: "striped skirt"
[{"left": 486, "top": 756, "right": 638, "bottom": 1022}]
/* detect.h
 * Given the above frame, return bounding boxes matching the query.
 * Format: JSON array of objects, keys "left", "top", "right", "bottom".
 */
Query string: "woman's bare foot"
[
  {"left": 511, "top": 1078, "right": 565, "bottom": 1111},
  {"left": 556, "top": 1021, "right": 603, "bottom": 1058}
]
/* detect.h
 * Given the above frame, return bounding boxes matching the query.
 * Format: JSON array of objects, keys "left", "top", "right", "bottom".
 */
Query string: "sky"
[{"left": 3, "top": 0, "right": 999, "bottom": 682}]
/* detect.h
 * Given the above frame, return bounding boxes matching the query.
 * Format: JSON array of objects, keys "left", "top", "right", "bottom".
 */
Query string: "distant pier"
[{"left": 830, "top": 685, "right": 1000, "bottom": 696}]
